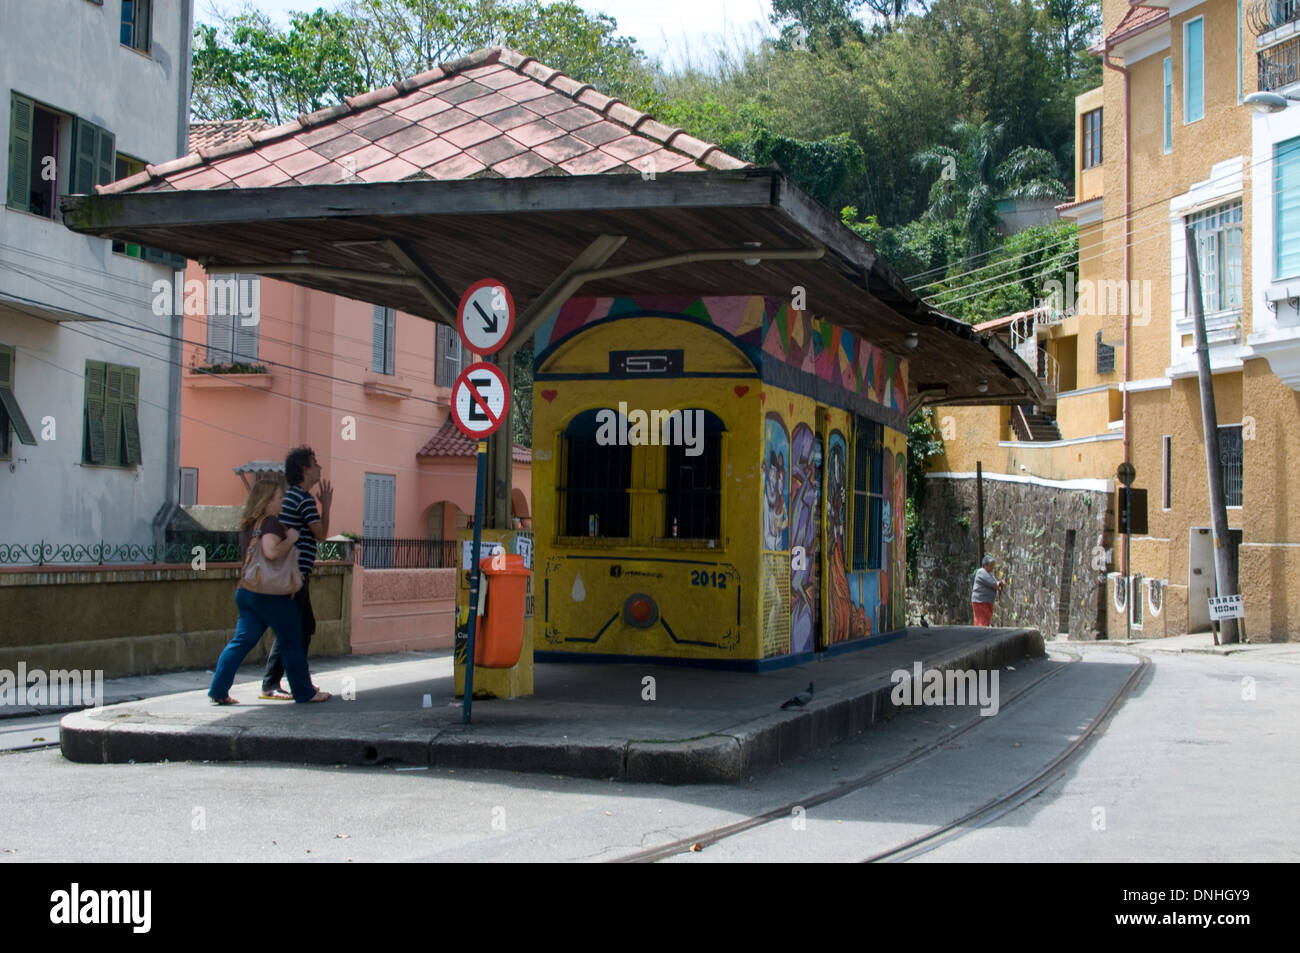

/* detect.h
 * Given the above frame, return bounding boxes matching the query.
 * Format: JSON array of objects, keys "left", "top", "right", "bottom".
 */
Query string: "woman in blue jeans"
[{"left": 209, "top": 476, "right": 331, "bottom": 705}]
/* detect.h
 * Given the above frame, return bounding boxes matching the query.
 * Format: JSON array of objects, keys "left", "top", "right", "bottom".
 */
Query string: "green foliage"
[
  {"left": 927, "top": 221, "right": 1079, "bottom": 324},
  {"left": 905, "top": 407, "right": 945, "bottom": 575},
  {"left": 194, "top": 362, "right": 268, "bottom": 375},
  {"left": 510, "top": 339, "right": 534, "bottom": 448},
  {"left": 750, "top": 127, "right": 866, "bottom": 210},
  {"left": 192, "top": 9, "right": 365, "bottom": 123}
]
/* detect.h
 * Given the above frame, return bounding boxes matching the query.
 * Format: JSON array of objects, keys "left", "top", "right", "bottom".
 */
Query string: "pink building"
[{"left": 179, "top": 120, "right": 531, "bottom": 545}]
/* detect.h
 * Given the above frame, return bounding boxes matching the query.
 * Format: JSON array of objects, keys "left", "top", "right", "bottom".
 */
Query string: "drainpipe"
[
  {"left": 1104, "top": 47, "right": 1131, "bottom": 631},
  {"left": 152, "top": 0, "right": 195, "bottom": 547}
]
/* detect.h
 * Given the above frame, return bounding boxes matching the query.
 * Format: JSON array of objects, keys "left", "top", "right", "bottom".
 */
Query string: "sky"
[{"left": 194, "top": 0, "right": 777, "bottom": 70}]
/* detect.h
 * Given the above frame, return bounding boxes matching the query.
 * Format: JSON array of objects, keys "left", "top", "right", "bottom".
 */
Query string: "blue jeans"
[{"left": 209, "top": 587, "right": 316, "bottom": 702}]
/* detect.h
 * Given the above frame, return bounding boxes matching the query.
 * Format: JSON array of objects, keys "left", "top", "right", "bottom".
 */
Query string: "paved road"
[{"left": 0, "top": 646, "right": 1295, "bottom": 862}]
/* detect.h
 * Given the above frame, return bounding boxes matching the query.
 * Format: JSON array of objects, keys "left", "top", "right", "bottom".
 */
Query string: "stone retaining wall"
[{"left": 908, "top": 473, "right": 1115, "bottom": 639}]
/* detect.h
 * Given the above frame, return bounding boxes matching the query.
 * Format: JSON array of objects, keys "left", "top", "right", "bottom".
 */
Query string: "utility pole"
[{"left": 1184, "top": 224, "right": 1240, "bottom": 645}]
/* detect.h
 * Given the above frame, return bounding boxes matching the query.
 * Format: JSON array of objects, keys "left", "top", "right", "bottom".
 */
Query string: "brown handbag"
[{"left": 240, "top": 518, "right": 303, "bottom": 595}]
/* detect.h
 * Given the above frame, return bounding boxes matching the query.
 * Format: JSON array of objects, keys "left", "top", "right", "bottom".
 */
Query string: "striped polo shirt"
[{"left": 278, "top": 485, "right": 320, "bottom": 576}]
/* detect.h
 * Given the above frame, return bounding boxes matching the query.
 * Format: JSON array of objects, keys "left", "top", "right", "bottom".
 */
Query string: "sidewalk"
[
  {"left": 1101, "top": 631, "right": 1300, "bottom": 662},
  {"left": 58, "top": 626, "right": 1043, "bottom": 784}
]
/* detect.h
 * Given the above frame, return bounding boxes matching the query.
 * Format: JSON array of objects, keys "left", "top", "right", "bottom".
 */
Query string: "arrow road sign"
[
  {"left": 457, "top": 278, "right": 515, "bottom": 356},
  {"left": 451, "top": 362, "right": 510, "bottom": 438}
]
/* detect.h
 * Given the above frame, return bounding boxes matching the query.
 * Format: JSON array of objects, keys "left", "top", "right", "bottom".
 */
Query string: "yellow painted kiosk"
[{"left": 531, "top": 295, "right": 910, "bottom": 669}]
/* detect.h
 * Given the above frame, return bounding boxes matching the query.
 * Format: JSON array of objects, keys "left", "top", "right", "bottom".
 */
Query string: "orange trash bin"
[{"left": 474, "top": 554, "right": 531, "bottom": 668}]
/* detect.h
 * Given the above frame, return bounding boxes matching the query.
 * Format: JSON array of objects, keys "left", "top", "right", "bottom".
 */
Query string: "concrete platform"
[{"left": 60, "top": 626, "right": 1044, "bottom": 784}]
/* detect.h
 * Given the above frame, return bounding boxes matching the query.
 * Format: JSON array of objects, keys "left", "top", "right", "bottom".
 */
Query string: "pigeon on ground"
[
  {"left": 781, "top": 682, "right": 814, "bottom": 709},
  {"left": 920, "top": 613, "right": 931, "bottom": 628}
]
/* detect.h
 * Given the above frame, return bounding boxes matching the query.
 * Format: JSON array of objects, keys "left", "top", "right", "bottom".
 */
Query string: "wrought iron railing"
[
  {"left": 0, "top": 537, "right": 352, "bottom": 567},
  {"left": 358, "top": 538, "right": 460, "bottom": 570},
  {"left": 1249, "top": 0, "right": 1300, "bottom": 36},
  {"left": 1259, "top": 32, "right": 1300, "bottom": 91}
]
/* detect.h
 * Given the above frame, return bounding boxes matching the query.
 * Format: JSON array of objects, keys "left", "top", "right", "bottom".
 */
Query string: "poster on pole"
[{"left": 450, "top": 362, "right": 510, "bottom": 439}]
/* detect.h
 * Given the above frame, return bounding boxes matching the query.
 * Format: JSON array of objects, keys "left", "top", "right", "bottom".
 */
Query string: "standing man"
[
  {"left": 260, "top": 446, "right": 333, "bottom": 700},
  {"left": 970, "top": 554, "right": 1006, "bottom": 627}
]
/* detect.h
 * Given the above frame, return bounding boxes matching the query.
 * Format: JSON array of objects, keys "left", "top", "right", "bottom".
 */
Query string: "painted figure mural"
[
  {"left": 762, "top": 414, "right": 790, "bottom": 551},
  {"left": 789, "top": 423, "right": 819, "bottom": 655},
  {"left": 826, "top": 432, "right": 851, "bottom": 644}
]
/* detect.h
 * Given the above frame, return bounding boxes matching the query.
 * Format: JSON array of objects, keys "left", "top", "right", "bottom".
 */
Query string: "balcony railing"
[
  {"left": 1249, "top": 0, "right": 1300, "bottom": 37},
  {"left": 359, "top": 538, "right": 460, "bottom": 570},
  {"left": 1260, "top": 32, "right": 1300, "bottom": 91}
]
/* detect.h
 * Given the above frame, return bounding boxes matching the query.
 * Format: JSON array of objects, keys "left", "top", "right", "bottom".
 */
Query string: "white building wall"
[
  {"left": 0, "top": 0, "right": 193, "bottom": 549},
  {"left": 1249, "top": 86, "right": 1300, "bottom": 388}
]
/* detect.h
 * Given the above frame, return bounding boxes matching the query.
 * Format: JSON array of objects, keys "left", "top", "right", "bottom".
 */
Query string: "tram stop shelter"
[{"left": 63, "top": 46, "right": 1045, "bottom": 690}]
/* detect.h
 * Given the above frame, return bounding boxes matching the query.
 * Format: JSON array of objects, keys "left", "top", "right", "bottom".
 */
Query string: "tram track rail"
[{"left": 613, "top": 648, "right": 1148, "bottom": 863}]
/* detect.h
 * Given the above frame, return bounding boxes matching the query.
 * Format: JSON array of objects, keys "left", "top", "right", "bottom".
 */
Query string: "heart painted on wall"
[
  {"left": 541, "top": 389, "right": 558, "bottom": 403},
  {"left": 759, "top": 392, "right": 766, "bottom": 404},
  {"left": 734, "top": 385, "right": 749, "bottom": 398}
]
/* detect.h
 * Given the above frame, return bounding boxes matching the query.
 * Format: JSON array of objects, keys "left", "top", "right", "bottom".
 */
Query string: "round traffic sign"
[
  {"left": 1117, "top": 462, "right": 1136, "bottom": 486},
  {"left": 457, "top": 279, "right": 515, "bottom": 357},
  {"left": 451, "top": 362, "right": 511, "bottom": 438}
]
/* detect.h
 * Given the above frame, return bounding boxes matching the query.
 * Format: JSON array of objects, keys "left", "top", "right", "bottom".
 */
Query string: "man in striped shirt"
[{"left": 261, "top": 446, "right": 333, "bottom": 700}]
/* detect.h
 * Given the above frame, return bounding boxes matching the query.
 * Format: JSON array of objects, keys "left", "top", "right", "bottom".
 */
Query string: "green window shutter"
[
  {"left": 7, "top": 94, "right": 34, "bottom": 210},
  {"left": 103, "top": 364, "right": 124, "bottom": 466},
  {"left": 121, "top": 366, "right": 141, "bottom": 465},
  {"left": 0, "top": 347, "right": 11, "bottom": 388},
  {"left": 72, "top": 118, "right": 115, "bottom": 194},
  {"left": 0, "top": 346, "right": 37, "bottom": 448},
  {"left": 83, "top": 360, "right": 107, "bottom": 464}
]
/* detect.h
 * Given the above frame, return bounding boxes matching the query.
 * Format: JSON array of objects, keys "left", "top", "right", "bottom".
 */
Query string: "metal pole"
[
  {"left": 1184, "top": 224, "right": 1239, "bottom": 645},
  {"left": 462, "top": 441, "right": 488, "bottom": 723},
  {"left": 1124, "top": 488, "right": 1131, "bottom": 641},
  {"left": 976, "top": 461, "right": 985, "bottom": 563}
]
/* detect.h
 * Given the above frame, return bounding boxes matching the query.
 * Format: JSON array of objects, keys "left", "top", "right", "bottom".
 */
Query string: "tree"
[
  {"left": 1041, "top": 0, "right": 1102, "bottom": 82},
  {"left": 915, "top": 120, "right": 1065, "bottom": 260},
  {"left": 769, "top": 0, "right": 868, "bottom": 50},
  {"left": 191, "top": 8, "right": 365, "bottom": 123}
]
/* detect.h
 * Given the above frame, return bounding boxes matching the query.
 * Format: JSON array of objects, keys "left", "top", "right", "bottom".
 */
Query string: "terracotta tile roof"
[
  {"left": 1105, "top": 4, "right": 1168, "bottom": 48},
  {"left": 419, "top": 418, "right": 531, "bottom": 463},
  {"left": 1055, "top": 195, "right": 1101, "bottom": 214},
  {"left": 189, "top": 120, "right": 271, "bottom": 154},
  {"left": 103, "top": 47, "right": 748, "bottom": 196}
]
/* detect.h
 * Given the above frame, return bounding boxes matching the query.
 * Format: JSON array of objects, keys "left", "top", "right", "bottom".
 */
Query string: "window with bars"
[
  {"left": 372, "top": 305, "right": 395, "bottom": 375},
  {"left": 1219, "top": 424, "right": 1243, "bottom": 507},
  {"left": 1082, "top": 108, "right": 1102, "bottom": 169},
  {"left": 559, "top": 409, "right": 631, "bottom": 538},
  {"left": 82, "top": 360, "right": 141, "bottom": 467},
  {"left": 663, "top": 411, "right": 724, "bottom": 540},
  {"left": 1187, "top": 201, "right": 1243, "bottom": 315},
  {"left": 1162, "top": 435, "right": 1172, "bottom": 510},
  {"left": 206, "top": 275, "right": 260, "bottom": 364},
  {"left": 120, "top": 0, "right": 152, "bottom": 52},
  {"left": 851, "top": 417, "right": 883, "bottom": 571},
  {"left": 435, "top": 323, "right": 465, "bottom": 386},
  {"left": 1096, "top": 331, "right": 1116, "bottom": 374}
]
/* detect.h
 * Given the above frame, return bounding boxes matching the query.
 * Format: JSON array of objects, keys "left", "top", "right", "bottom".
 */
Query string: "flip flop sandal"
[
  {"left": 210, "top": 696, "right": 240, "bottom": 706},
  {"left": 308, "top": 691, "right": 332, "bottom": 703},
  {"left": 258, "top": 689, "right": 294, "bottom": 700}
]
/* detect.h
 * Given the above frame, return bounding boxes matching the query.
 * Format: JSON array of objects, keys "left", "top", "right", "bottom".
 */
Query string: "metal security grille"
[
  {"left": 664, "top": 415, "right": 723, "bottom": 539},
  {"left": 1096, "top": 331, "right": 1115, "bottom": 374},
  {"left": 559, "top": 410, "right": 630, "bottom": 537},
  {"left": 1219, "top": 425, "right": 1244, "bottom": 507}
]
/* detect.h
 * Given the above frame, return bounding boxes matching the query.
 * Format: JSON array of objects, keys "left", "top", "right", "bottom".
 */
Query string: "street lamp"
[{"left": 1244, "top": 91, "right": 1300, "bottom": 114}]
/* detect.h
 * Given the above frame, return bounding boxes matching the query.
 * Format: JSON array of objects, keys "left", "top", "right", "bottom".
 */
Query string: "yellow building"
[{"left": 927, "top": 0, "right": 1300, "bottom": 642}]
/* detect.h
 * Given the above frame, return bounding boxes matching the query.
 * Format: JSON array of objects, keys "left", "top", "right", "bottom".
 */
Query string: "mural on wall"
[
  {"left": 789, "top": 423, "right": 819, "bottom": 655},
  {"left": 892, "top": 449, "right": 907, "bottom": 629},
  {"left": 825, "top": 431, "right": 851, "bottom": 644},
  {"left": 762, "top": 413, "right": 790, "bottom": 551},
  {"left": 537, "top": 296, "right": 908, "bottom": 411}
]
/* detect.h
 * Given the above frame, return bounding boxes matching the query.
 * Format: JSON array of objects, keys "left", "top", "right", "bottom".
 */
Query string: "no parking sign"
[{"left": 450, "top": 362, "right": 510, "bottom": 439}]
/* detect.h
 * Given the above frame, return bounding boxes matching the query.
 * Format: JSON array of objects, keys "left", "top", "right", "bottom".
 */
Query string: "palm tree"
[{"left": 914, "top": 120, "right": 1065, "bottom": 260}]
